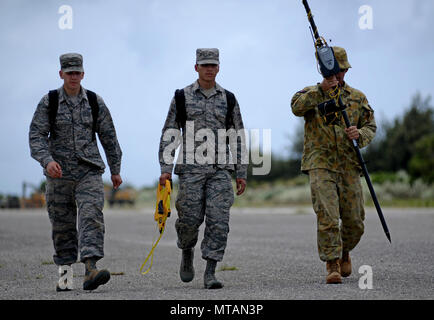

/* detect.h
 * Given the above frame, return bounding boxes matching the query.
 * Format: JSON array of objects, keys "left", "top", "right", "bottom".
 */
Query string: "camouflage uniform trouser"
[
  {"left": 309, "top": 168, "right": 365, "bottom": 262},
  {"left": 175, "top": 169, "right": 234, "bottom": 262},
  {"left": 45, "top": 168, "right": 105, "bottom": 265}
]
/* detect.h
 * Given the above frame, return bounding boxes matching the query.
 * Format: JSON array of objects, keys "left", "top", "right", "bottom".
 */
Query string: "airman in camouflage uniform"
[
  {"left": 29, "top": 53, "right": 123, "bottom": 291},
  {"left": 159, "top": 48, "right": 247, "bottom": 289},
  {"left": 291, "top": 47, "right": 376, "bottom": 284}
]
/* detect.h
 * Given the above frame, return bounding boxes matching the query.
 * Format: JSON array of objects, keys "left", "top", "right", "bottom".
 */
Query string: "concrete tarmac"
[{"left": 0, "top": 207, "right": 433, "bottom": 300}]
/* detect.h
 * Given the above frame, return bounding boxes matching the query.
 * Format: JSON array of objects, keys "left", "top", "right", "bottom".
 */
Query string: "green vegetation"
[
  {"left": 231, "top": 175, "right": 311, "bottom": 207},
  {"left": 133, "top": 170, "right": 433, "bottom": 208},
  {"left": 362, "top": 171, "right": 434, "bottom": 207},
  {"left": 363, "top": 93, "right": 434, "bottom": 183},
  {"left": 3, "top": 93, "right": 430, "bottom": 210},
  {"left": 408, "top": 133, "right": 434, "bottom": 184},
  {"left": 218, "top": 265, "right": 238, "bottom": 272},
  {"left": 232, "top": 92, "right": 433, "bottom": 208}
]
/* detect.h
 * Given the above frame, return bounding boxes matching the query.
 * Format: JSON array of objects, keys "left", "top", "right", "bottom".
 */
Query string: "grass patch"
[
  {"left": 365, "top": 199, "right": 434, "bottom": 208},
  {"left": 35, "top": 275, "right": 43, "bottom": 279},
  {"left": 294, "top": 207, "right": 310, "bottom": 215},
  {"left": 134, "top": 173, "right": 434, "bottom": 208},
  {"left": 41, "top": 260, "right": 54, "bottom": 265},
  {"left": 218, "top": 265, "right": 238, "bottom": 272}
]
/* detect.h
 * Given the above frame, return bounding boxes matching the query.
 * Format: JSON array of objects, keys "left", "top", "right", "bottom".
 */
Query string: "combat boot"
[
  {"left": 56, "top": 265, "right": 73, "bottom": 292},
  {"left": 340, "top": 251, "right": 352, "bottom": 277},
  {"left": 326, "top": 258, "right": 342, "bottom": 284},
  {"left": 204, "top": 259, "right": 223, "bottom": 289},
  {"left": 180, "top": 249, "right": 195, "bottom": 282},
  {"left": 83, "top": 258, "right": 110, "bottom": 291}
]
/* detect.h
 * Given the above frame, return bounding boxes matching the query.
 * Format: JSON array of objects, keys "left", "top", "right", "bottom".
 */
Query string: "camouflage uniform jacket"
[
  {"left": 159, "top": 81, "right": 247, "bottom": 179},
  {"left": 291, "top": 82, "right": 376, "bottom": 173},
  {"left": 29, "top": 86, "right": 122, "bottom": 178}
]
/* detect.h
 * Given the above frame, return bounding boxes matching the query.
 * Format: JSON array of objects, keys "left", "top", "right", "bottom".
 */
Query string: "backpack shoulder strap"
[
  {"left": 48, "top": 90, "right": 59, "bottom": 138},
  {"left": 173, "top": 88, "right": 235, "bottom": 130},
  {"left": 85, "top": 90, "right": 99, "bottom": 140},
  {"left": 174, "top": 89, "right": 186, "bottom": 131},
  {"left": 224, "top": 89, "right": 236, "bottom": 129}
]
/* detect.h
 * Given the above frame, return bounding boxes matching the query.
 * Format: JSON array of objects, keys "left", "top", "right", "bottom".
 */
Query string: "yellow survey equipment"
[{"left": 140, "top": 179, "right": 172, "bottom": 275}]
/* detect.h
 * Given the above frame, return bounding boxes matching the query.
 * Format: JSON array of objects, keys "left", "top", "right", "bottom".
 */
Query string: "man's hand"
[
  {"left": 236, "top": 178, "right": 246, "bottom": 196},
  {"left": 46, "top": 161, "right": 62, "bottom": 178},
  {"left": 111, "top": 174, "right": 123, "bottom": 189},
  {"left": 320, "top": 76, "right": 339, "bottom": 92},
  {"left": 159, "top": 173, "right": 172, "bottom": 186},
  {"left": 345, "top": 126, "right": 360, "bottom": 140}
]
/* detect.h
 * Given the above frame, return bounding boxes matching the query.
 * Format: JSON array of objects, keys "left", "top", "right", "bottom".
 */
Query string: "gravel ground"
[{"left": 0, "top": 207, "right": 433, "bottom": 301}]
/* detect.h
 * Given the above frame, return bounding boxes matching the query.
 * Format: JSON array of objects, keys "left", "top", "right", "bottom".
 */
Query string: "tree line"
[{"left": 248, "top": 93, "right": 434, "bottom": 184}]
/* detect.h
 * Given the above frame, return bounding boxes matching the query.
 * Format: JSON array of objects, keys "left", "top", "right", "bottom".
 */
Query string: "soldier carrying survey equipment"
[{"left": 291, "top": 46, "right": 377, "bottom": 283}]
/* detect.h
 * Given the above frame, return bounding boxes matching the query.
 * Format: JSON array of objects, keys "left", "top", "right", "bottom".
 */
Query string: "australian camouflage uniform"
[
  {"left": 291, "top": 81, "right": 376, "bottom": 262},
  {"left": 29, "top": 86, "right": 122, "bottom": 266}
]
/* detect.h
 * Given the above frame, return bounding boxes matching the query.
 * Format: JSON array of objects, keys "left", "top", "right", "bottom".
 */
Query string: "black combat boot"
[
  {"left": 204, "top": 259, "right": 223, "bottom": 289},
  {"left": 83, "top": 258, "right": 110, "bottom": 291},
  {"left": 180, "top": 249, "right": 195, "bottom": 282}
]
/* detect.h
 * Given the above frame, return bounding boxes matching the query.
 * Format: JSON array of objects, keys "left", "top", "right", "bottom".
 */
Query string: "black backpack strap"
[
  {"left": 174, "top": 88, "right": 235, "bottom": 132},
  {"left": 85, "top": 90, "right": 99, "bottom": 141},
  {"left": 174, "top": 89, "right": 186, "bottom": 132},
  {"left": 48, "top": 90, "right": 59, "bottom": 139},
  {"left": 224, "top": 89, "right": 236, "bottom": 129}
]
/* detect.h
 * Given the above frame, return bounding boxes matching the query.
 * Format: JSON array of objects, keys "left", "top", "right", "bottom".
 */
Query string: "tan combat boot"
[
  {"left": 83, "top": 258, "right": 111, "bottom": 291},
  {"left": 340, "top": 251, "right": 352, "bottom": 277},
  {"left": 83, "top": 269, "right": 110, "bottom": 290},
  {"left": 326, "top": 259, "right": 342, "bottom": 284}
]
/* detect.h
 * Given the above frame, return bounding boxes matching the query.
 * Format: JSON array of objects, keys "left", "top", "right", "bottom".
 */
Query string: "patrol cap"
[
  {"left": 59, "top": 53, "right": 84, "bottom": 72},
  {"left": 332, "top": 46, "right": 351, "bottom": 70},
  {"left": 196, "top": 48, "right": 219, "bottom": 65}
]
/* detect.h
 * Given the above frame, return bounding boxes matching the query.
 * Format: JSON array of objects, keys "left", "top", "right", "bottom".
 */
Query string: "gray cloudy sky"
[{"left": 1, "top": 0, "right": 433, "bottom": 195}]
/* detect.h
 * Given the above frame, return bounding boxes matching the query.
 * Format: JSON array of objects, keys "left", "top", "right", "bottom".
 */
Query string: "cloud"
[{"left": 0, "top": 0, "right": 433, "bottom": 194}]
